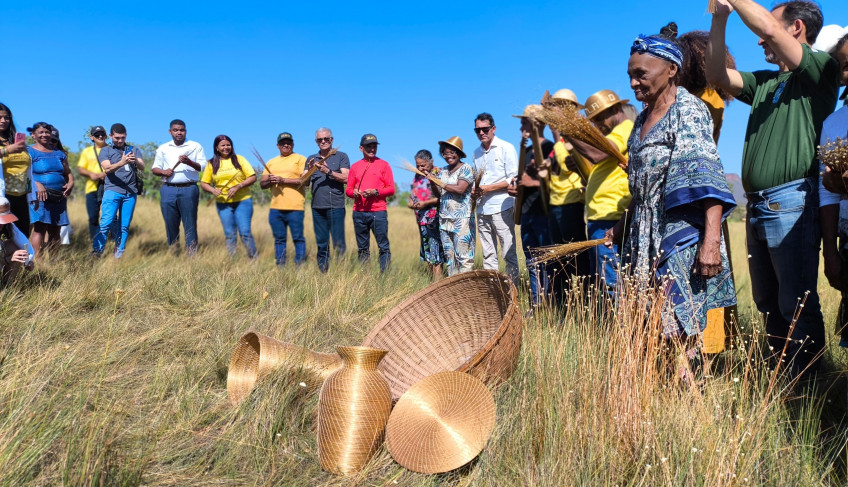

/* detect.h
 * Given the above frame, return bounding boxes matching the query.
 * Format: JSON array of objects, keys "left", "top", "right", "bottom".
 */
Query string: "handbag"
[{"left": 45, "top": 188, "right": 65, "bottom": 204}]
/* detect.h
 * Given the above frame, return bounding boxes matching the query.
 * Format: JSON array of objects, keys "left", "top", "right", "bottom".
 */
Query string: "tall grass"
[{"left": 0, "top": 197, "right": 845, "bottom": 485}]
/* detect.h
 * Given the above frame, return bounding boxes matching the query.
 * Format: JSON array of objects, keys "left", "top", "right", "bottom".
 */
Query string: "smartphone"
[
  {"left": 14, "top": 133, "right": 25, "bottom": 144},
  {"left": 124, "top": 145, "right": 134, "bottom": 156}
]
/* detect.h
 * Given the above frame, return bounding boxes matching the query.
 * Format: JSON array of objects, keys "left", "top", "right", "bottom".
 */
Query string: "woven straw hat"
[
  {"left": 385, "top": 371, "right": 496, "bottom": 474},
  {"left": 552, "top": 89, "right": 585, "bottom": 109},
  {"left": 438, "top": 136, "right": 466, "bottom": 159},
  {"left": 583, "top": 89, "right": 629, "bottom": 120},
  {"left": 511, "top": 104, "right": 544, "bottom": 120}
]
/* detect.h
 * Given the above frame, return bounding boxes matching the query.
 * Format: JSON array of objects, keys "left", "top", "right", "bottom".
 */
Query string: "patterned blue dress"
[
  {"left": 625, "top": 87, "right": 737, "bottom": 337},
  {"left": 438, "top": 162, "right": 475, "bottom": 276}
]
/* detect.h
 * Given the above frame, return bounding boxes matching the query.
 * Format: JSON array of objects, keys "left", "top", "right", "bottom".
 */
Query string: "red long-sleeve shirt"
[{"left": 345, "top": 157, "right": 395, "bottom": 212}]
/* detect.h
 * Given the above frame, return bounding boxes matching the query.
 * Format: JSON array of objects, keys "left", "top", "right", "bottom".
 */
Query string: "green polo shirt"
[{"left": 737, "top": 44, "right": 839, "bottom": 192}]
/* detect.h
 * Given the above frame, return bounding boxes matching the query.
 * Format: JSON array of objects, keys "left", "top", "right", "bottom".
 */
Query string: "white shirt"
[
  {"left": 818, "top": 106, "right": 848, "bottom": 237},
  {"left": 472, "top": 135, "right": 518, "bottom": 215},
  {"left": 153, "top": 140, "right": 208, "bottom": 184}
]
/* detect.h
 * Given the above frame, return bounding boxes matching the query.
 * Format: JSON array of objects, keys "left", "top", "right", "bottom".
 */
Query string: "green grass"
[{"left": 0, "top": 198, "right": 846, "bottom": 485}]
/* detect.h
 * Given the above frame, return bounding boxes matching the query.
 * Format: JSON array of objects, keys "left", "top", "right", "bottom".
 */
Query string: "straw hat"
[
  {"left": 385, "top": 371, "right": 496, "bottom": 474},
  {"left": 0, "top": 197, "right": 18, "bottom": 225},
  {"left": 512, "top": 104, "right": 544, "bottom": 120},
  {"left": 552, "top": 89, "right": 585, "bottom": 109},
  {"left": 438, "top": 136, "right": 466, "bottom": 159},
  {"left": 583, "top": 89, "right": 629, "bottom": 120}
]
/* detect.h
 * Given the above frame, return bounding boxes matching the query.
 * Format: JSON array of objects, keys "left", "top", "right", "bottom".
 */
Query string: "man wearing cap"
[
  {"left": 548, "top": 90, "right": 589, "bottom": 297},
  {"left": 345, "top": 134, "right": 395, "bottom": 273},
  {"left": 708, "top": 0, "right": 839, "bottom": 376},
  {"left": 0, "top": 196, "right": 34, "bottom": 279},
  {"left": 306, "top": 127, "right": 350, "bottom": 273},
  {"left": 92, "top": 123, "right": 145, "bottom": 259},
  {"left": 260, "top": 132, "right": 308, "bottom": 266},
  {"left": 152, "top": 119, "right": 207, "bottom": 256},
  {"left": 509, "top": 105, "right": 554, "bottom": 306},
  {"left": 566, "top": 89, "right": 633, "bottom": 293},
  {"left": 77, "top": 125, "right": 117, "bottom": 241},
  {"left": 471, "top": 113, "right": 520, "bottom": 286}
]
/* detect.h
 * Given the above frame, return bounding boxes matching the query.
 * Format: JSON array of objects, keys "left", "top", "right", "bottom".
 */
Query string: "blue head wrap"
[{"left": 630, "top": 35, "right": 683, "bottom": 68}]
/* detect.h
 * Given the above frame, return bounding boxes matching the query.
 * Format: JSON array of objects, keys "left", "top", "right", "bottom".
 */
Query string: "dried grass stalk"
[
  {"left": 539, "top": 90, "right": 628, "bottom": 167},
  {"left": 402, "top": 160, "right": 446, "bottom": 189},
  {"left": 818, "top": 137, "right": 848, "bottom": 173},
  {"left": 707, "top": 0, "right": 716, "bottom": 13},
  {"left": 471, "top": 167, "right": 485, "bottom": 215},
  {"left": 530, "top": 238, "right": 607, "bottom": 264},
  {"left": 250, "top": 146, "right": 273, "bottom": 175},
  {"left": 299, "top": 147, "right": 339, "bottom": 187}
]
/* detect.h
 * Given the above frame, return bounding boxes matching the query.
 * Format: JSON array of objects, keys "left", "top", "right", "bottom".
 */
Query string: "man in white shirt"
[
  {"left": 471, "top": 112, "right": 519, "bottom": 285},
  {"left": 152, "top": 119, "right": 207, "bottom": 256}
]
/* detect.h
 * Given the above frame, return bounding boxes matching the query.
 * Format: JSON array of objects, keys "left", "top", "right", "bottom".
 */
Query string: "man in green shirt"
[{"left": 708, "top": 0, "right": 839, "bottom": 377}]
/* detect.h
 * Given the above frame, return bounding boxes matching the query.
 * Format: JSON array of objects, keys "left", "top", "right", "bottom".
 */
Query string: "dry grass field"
[{"left": 0, "top": 197, "right": 846, "bottom": 486}]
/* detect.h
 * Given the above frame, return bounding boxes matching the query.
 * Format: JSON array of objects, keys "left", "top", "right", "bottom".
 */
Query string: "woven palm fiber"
[
  {"left": 317, "top": 346, "right": 392, "bottom": 475},
  {"left": 226, "top": 331, "right": 342, "bottom": 405},
  {"left": 385, "top": 371, "right": 496, "bottom": 474},
  {"left": 530, "top": 238, "right": 607, "bottom": 265},
  {"left": 362, "top": 270, "right": 523, "bottom": 401}
]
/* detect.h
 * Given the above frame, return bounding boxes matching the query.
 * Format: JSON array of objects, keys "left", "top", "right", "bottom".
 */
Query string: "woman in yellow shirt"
[
  {"left": 0, "top": 103, "right": 32, "bottom": 236},
  {"left": 200, "top": 135, "right": 257, "bottom": 258}
]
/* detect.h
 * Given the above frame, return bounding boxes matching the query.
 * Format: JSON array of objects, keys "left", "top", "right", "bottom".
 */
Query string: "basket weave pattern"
[
  {"left": 317, "top": 346, "right": 392, "bottom": 475},
  {"left": 226, "top": 332, "right": 342, "bottom": 405},
  {"left": 363, "top": 270, "right": 523, "bottom": 401}
]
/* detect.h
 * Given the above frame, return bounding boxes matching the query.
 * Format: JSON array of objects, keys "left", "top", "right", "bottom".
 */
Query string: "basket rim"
[{"left": 362, "top": 269, "right": 518, "bottom": 371}]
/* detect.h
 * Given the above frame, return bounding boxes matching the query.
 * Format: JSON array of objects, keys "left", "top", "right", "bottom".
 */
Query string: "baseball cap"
[
  {"left": 91, "top": 125, "right": 107, "bottom": 136},
  {"left": 360, "top": 133, "right": 379, "bottom": 145},
  {"left": 277, "top": 132, "right": 294, "bottom": 144}
]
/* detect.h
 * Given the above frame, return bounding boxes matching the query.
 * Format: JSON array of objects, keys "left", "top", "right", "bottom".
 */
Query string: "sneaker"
[{"left": 114, "top": 249, "right": 124, "bottom": 259}]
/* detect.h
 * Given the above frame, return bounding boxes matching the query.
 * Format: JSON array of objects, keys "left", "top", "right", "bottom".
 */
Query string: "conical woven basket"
[
  {"left": 227, "top": 331, "right": 342, "bottom": 405},
  {"left": 386, "top": 371, "right": 496, "bottom": 474},
  {"left": 362, "top": 270, "right": 523, "bottom": 401},
  {"left": 318, "top": 346, "right": 393, "bottom": 475}
]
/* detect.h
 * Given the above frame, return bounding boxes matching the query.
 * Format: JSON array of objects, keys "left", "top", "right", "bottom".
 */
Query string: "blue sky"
[{"left": 4, "top": 0, "right": 848, "bottom": 187}]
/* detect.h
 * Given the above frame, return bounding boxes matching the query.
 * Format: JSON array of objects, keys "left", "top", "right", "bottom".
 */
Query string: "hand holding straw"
[
  {"left": 402, "top": 160, "right": 446, "bottom": 189},
  {"left": 539, "top": 90, "right": 628, "bottom": 168},
  {"left": 470, "top": 167, "right": 485, "bottom": 216},
  {"left": 299, "top": 147, "right": 339, "bottom": 187},
  {"left": 206, "top": 171, "right": 243, "bottom": 207},
  {"left": 530, "top": 238, "right": 607, "bottom": 265},
  {"left": 818, "top": 138, "right": 848, "bottom": 173}
]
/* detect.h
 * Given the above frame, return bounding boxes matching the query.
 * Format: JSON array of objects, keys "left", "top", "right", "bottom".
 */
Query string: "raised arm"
[{"left": 707, "top": 0, "right": 745, "bottom": 96}]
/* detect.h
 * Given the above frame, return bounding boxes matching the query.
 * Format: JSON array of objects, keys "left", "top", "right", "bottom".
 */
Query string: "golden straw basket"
[
  {"left": 362, "top": 270, "right": 523, "bottom": 401},
  {"left": 385, "top": 371, "right": 496, "bottom": 474},
  {"left": 227, "top": 331, "right": 342, "bottom": 405}
]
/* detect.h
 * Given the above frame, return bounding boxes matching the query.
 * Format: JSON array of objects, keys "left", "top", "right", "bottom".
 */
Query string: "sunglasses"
[
  {"left": 316, "top": 137, "right": 332, "bottom": 143},
  {"left": 474, "top": 126, "right": 493, "bottom": 134},
  {"left": 93, "top": 133, "right": 106, "bottom": 138}
]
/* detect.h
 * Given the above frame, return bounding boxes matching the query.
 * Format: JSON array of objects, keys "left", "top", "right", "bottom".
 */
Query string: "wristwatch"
[{"left": 374, "top": 189, "right": 380, "bottom": 197}]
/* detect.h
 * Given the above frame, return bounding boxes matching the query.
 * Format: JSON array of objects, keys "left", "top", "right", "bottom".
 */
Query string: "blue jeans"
[
  {"left": 587, "top": 220, "right": 619, "bottom": 292},
  {"left": 746, "top": 177, "right": 824, "bottom": 376},
  {"left": 269, "top": 209, "right": 305, "bottom": 265},
  {"left": 93, "top": 190, "right": 137, "bottom": 257},
  {"left": 352, "top": 210, "right": 390, "bottom": 273},
  {"left": 86, "top": 191, "right": 119, "bottom": 241},
  {"left": 312, "top": 207, "right": 346, "bottom": 273},
  {"left": 521, "top": 211, "right": 551, "bottom": 306},
  {"left": 160, "top": 184, "right": 199, "bottom": 254},
  {"left": 217, "top": 199, "right": 257, "bottom": 258}
]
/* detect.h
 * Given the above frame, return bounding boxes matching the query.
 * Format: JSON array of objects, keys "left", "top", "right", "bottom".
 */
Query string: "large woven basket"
[{"left": 362, "top": 270, "right": 522, "bottom": 401}]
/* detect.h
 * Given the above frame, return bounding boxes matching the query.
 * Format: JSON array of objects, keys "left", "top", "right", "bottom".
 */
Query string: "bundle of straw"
[
  {"left": 299, "top": 147, "right": 339, "bottom": 187},
  {"left": 539, "top": 90, "right": 628, "bottom": 168},
  {"left": 707, "top": 0, "right": 717, "bottom": 14},
  {"left": 470, "top": 167, "right": 485, "bottom": 215},
  {"left": 818, "top": 137, "right": 848, "bottom": 173},
  {"left": 530, "top": 238, "right": 606, "bottom": 265},
  {"left": 402, "top": 160, "right": 446, "bottom": 189},
  {"left": 250, "top": 146, "right": 273, "bottom": 175}
]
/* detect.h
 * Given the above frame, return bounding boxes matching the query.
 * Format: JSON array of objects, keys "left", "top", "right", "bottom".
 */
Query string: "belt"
[{"left": 164, "top": 182, "right": 196, "bottom": 187}]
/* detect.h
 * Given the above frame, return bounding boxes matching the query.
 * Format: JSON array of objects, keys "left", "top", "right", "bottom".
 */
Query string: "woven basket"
[
  {"left": 227, "top": 331, "right": 342, "bottom": 405},
  {"left": 385, "top": 371, "right": 496, "bottom": 474},
  {"left": 362, "top": 270, "right": 522, "bottom": 401}
]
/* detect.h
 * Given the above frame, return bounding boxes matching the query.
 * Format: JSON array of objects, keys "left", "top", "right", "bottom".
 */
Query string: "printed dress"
[
  {"left": 624, "top": 87, "right": 737, "bottom": 337},
  {"left": 438, "top": 163, "right": 475, "bottom": 276},
  {"left": 410, "top": 174, "right": 442, "bottom": 265}
]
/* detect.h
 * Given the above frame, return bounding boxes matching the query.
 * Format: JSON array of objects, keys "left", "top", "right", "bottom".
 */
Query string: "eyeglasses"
[
  {"left": 93, "top": 133, "right": 106, "bottom": 139},
  {"left": 474, "top": 126, "right": 493, "bottom": 134},
  {"left": 316, "top": 137, "right": 332, "bottom": 143}
]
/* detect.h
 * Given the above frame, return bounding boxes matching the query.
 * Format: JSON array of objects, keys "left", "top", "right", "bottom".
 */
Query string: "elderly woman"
[
  {"left": 605, "top": 35, "right": 737, "bottom": 353},
  {"left": 408, "top": 149, "right": 443, "bottom": 280},
  {"left": 434, "top": 136, "right": 475, "bottom": 276}
]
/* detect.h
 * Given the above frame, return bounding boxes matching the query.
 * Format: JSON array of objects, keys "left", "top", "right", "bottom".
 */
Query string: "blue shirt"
[
  {"left": 27, "top": 147, "right": 67, "bottom": 191},
  {"left": 99, "top": 145, "right": 142, "bottom": 195}
]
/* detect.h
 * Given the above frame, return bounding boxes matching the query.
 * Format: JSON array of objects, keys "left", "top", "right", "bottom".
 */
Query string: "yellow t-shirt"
[
  {"left": 585, "top": 119, "right": 633, "bottom": 221},
  {"left": 77, "top": 145, "right": 105, "bottom": 194},
  {"left": 550, "top": 140, "right": 585, "bottom": 206},
  {"left": 2, "top": 149, "right": 31, "bottom": 196},
  {"left": 264, "top": 153, "right": 307, "bottom": 211},
  {"left": 696, "top": 88, "right": 725, "bottom": 143},
  {"left": 200, "top": 155, "right": 256, "bottom": 203}
]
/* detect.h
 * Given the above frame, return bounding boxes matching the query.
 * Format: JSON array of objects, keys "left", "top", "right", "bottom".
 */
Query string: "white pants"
[{"left": 477, "top": 206, "right": 519, "bottom": 285}]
